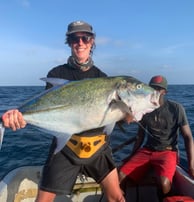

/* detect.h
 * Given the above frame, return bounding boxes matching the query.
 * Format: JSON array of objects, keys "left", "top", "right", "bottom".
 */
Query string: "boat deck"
[{"left": 0, "top": 165, "right": 193, "bottom": 202}]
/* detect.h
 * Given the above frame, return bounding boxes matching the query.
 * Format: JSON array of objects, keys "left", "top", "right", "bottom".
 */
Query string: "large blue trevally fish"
[{"left": 0, "top": 76, "right": 160, "bottom": 153}]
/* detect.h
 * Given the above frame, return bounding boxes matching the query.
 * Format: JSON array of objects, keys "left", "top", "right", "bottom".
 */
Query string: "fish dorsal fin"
[{"left": 40, "top": 77, "right": 70, "bottom": 86}]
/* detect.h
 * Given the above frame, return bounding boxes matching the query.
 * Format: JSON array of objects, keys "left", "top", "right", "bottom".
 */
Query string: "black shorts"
[{"left": 39, "top": 139, "right": 116, "bottom": 195}]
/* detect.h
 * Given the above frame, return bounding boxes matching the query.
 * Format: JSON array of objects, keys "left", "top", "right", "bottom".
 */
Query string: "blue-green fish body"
[{"left": 1, "top": 76, "right": 160, "bottom": 153}]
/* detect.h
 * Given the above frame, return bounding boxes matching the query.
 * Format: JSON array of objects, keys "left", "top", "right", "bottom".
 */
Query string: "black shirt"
[
  {"left": 142, "top": 100, "right": 188, "bottom": 151},
  {"left": 46, "top": 64, "right": 107, "bottom": 89}
]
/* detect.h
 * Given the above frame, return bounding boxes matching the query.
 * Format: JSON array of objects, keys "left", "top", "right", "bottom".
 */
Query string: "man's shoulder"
[
  {"left": 166, "top": 100, "right": 184, "bottom": 111},
  {"left": 50, "top": 63, "right": 69, "bottom": 71},
  {"left": 90, "top": 65, "right": 107, "bottom": 77},
  {"left": 167, "top": 99, "right": 181, "bottom": 105},
  {"left": 47, "top": 64, "right": 71, "bottom": 76}
]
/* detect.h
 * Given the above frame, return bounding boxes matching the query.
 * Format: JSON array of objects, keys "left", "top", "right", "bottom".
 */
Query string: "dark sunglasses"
[{"left": 69, "top": 35, "right": 92, "bottom": 44}]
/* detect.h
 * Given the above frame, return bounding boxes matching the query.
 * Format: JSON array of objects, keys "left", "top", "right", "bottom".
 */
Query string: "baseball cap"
[
  {"left": 149, "top": 75, "right": 168, "bottom": 90},
  {"left": 66, "top": 21, "right": 95, "bottom": 36}
]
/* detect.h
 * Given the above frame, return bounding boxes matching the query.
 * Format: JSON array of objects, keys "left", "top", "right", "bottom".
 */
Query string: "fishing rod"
[{"left": 112, "top": 118, "right": 150, "bottom": 154}]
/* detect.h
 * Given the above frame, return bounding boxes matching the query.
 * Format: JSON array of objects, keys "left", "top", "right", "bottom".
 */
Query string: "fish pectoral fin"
[
  {"left": 40, "top": 77, "right": 70, "bottom": 86},
  {"left": 109, "top": 99, "right": 131, "bottom": 114},
  {"left": 103, "top": 122, "right": 116, "bottom": 135},
  {"left": 0, "top": 123, "right": 5, "bottom": 150},
  {"left": 54, "top": 134, "right": 71, "bottom": 154}
]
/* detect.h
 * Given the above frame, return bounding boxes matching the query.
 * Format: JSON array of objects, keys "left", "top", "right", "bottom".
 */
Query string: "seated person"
[{"left": 119, "top": 75, "right": 194, "bottom": 199}]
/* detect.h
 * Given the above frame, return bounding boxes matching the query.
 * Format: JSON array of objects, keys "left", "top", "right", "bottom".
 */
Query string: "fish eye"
[{"left": 136, "top": 84, "right": 142, "bottom": 89}]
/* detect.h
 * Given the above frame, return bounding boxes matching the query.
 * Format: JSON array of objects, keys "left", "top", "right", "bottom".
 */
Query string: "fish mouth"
[
  {"left": 128, "top": 90, "right": 160, "bottom": 122},
  {"left": 150, "top": 90, "right": 160, "bottom": 107}
]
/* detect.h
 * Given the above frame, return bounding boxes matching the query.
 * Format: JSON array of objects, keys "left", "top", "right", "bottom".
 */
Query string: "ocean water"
[{"left": 0, "top": 85, "right": 194, "bottom": 179}]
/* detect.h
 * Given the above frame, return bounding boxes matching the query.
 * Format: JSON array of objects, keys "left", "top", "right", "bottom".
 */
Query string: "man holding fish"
[{"left": 1, "top": 21, "right": 160, "bottom": 202}]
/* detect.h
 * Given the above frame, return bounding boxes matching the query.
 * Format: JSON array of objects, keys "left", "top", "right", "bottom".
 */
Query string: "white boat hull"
[
  {"left": 173, "top": 166, "right": 194, "bottom": 198},
  {"left": 0, "top": 166, "right": 104, "bottom": 202}
]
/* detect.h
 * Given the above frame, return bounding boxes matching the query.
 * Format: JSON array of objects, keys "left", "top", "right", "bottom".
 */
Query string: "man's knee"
[{"left": 158, "top": 176, "right": 171, "bottom": 194}]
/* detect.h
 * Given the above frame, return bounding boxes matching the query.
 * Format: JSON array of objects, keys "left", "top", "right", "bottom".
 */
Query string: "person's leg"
[
  {"left": 156, "top": 176, "right": 172, "bottom": 202},
  {"left": 36, "top": 190, "right": 56, "bottom": 202},
  {"left": 119, "top": 148, "right": 151, "bottom": 184},
  {"left": 157, "top": 176, "right": 171, "bottom": 194},
  {"left": 84, "top": 145, "right": 125, "bottom": 201},
  {"left": 100, "top": 168, "right": 125, "bottom": 202},
  {"left": 38, "top": 144, "right": 81, "bottom": 201},
  {"left": 152, "top": 150, "right": 177, "bottom": 201},
  {"left": 35, "top": 137, "right": 57, "bottom": 202}
]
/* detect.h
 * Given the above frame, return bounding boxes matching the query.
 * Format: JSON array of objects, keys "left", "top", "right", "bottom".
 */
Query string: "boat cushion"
[{"left": 163, "top": 195, "right": 194, "bottom": 202}]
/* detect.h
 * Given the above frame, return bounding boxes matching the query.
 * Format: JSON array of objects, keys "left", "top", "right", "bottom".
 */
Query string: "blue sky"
[{"left": 1, "top": 0, "right": 194, "bottom": 86}]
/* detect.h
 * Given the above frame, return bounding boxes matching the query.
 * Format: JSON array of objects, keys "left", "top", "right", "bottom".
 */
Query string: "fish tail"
[{"left": 0, "top": 122, "right": 5, "bottom": 150}]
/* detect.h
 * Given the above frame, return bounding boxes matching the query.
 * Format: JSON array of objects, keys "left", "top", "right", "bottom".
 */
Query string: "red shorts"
[{"left": 120, "top": 148, "right": 178, "bottom": 183}]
